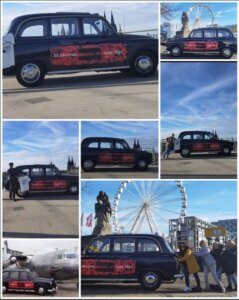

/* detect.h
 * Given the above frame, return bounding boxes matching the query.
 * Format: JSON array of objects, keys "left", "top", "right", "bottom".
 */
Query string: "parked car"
[
  {"left": 4, "top": 164, "right": 79, "bottom": 197},
  {"left": 81, "top": 137, "right": 153, "bottom": 171},
  {"left": 174, "top": 131, "right": 234, "bottom": 157},
  {"left": 81, "top": 234, "right": 182, "bottom": 291},
  {"left": 3, "top": 12, "right": 158, "bottom": 87},
  {"left": 163, "top": 27, "right": 237, "bottom": 58},
  {"left": 2, "top": 268, "right": 57, "bottom": 295}
]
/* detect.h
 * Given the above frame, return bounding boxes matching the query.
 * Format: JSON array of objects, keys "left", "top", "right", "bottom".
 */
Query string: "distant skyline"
[
  {"left": 81, "top": 121, "right": 158, "bottom": 150},
  {"left": 161, "top": 2, "right": 237, "bottom": 26},
  {"left": 161, "top": 62, "right": 237, "bottom": 140},
  {"left": 2, "top": 1, "right": 158, "bottom": 34},
  {"left": 81, "top": 180, "right": 237, "bottom": 236},
  {"left": 3, "top": 121, "right": 79, "bottom": 170}
]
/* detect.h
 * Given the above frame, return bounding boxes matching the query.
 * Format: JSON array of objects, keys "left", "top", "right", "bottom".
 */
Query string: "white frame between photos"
[{"left": 0, "top": 0, "right": 238, "bottom": 299}]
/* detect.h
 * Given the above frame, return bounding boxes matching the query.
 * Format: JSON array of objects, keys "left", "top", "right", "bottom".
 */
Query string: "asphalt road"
[
  {"left": 161, "top": 152, "right": 237, "bottom": 179},
  {"left": 3, "top": 71, "right": 158, "bottom": 119},
  {"left": 2, "top": 191, "right": 79, "bottom": 238},
  {"left": 81, "top": 165, "right": 158, "bottom": 179},
  {"left": 3, "top": 282, "right": 79, "bottom": 298},
  {"left": 81, "top": 274, "right": 237, "bottom": 298},
  {"left": 161, "top": 46, "right": 237, "bottom": 60}
]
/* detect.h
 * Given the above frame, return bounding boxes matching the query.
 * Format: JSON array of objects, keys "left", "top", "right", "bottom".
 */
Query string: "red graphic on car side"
[
  {"left": 184, "top": 41, "right": 219, "bottom": 51},
  {"left": 192, "top": 143, "right": 221, "bottom": 151},
  {"left": 9, "top": 281, "right": 35, "bottom": 289},
  {"left": 30, "top": 180, "right": 67, "bottom": 190},
  {"left": 50, "top": 43, "right": 127, "bottom": 66},
  {"left": 98, "top": 153, "right": 135, "bottom": 163},
  {"left": 82, "top": 259, "right": 136, "bottom": 276}
]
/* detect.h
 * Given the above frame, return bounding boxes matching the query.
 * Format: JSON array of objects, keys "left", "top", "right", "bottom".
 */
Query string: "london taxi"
[
  {"left": 81, "top": 234, "right": 182, "bottom": 291},
  {"left": 3, "top": 12, "right": 158, "bottom": 87},
  {"left": 3, "top": 268, "right": 57, "bottom": 295},
  {"left": 164, "top": 27, "right": 237, "bottom": 58},
  {"left": 174, "top": 130, "right": 235, "bottom": 157},
  {"left": 81, "top": 137, "right": 153, "bottom": 171},
  {"left": 4, "top": 164, "right": 79, "bottom": 197}
]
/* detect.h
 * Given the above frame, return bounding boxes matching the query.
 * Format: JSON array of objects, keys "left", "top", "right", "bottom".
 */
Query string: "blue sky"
[
  {"left": 161, "top": 62, "right": 237, "bottom": 140},
  {"left": 81, "top": 121, "right": 158, "bottom": 151},
  {"left": 81, "top": 180, "right": 237, "bottom": 236},
  {"left": 2, "top": 1, "right": 158, "bottom": 34},
  {"left": 161, "top": 2, "right": 237, "bottom": 27},
  {"left": 3, "top": 121, "right": 79, "bottom": 170}
]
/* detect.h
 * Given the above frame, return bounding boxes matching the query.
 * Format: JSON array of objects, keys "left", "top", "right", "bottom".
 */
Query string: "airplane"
[{"left": 2, "top": 246, "right": 79, "bottom": 288}]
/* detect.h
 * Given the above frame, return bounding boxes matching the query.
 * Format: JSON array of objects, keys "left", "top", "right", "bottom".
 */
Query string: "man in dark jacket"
[{"left": 7, "top": 162, "right": 20, "bottom": 201}]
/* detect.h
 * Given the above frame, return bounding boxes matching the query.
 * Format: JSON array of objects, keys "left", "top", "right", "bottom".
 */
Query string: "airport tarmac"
[
  {"left": 2, "top": 191, "right": 79, "bottom": 238},
  {"left": 3, "top": 71, "right": 158, "bottom": 119},
  {"left": 3, "top": 282, "right": 79, "bottom": 298},
  {"left": 82, "top": 274, "right": 237, "bottom": 298},
  {"left": 81, "top": 165, "right": 158, "bottom": 179},
  {"left": 160, "top": 46, "right": 237, "bottom": 60},
  {"left": 161, "top": 152, "right": 237, "bottom": 179}
]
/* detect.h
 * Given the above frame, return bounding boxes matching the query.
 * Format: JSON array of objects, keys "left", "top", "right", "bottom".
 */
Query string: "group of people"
[
  {"left": 178, "top": 240, "right": 237, "bottom": 293},
  {"left": 163, "top": 133, "right": 175, "bottom": 159}
]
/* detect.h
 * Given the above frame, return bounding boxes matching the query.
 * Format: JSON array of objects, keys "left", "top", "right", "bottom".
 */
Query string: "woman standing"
[
  {"left": 210, "top": 242, "right": 224, "bottom": 280},
  {"left": 178, "top": 243, "right": 201, "bottom": 292}
]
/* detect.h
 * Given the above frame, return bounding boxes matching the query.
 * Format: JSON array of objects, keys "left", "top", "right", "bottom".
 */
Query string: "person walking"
[
  {"left": 221, "top": 240, "right": 237, "bottom": 291},
  {"left": 210, "top": 242, "right": 224, "bottom": 281},
  {"left": 178, "top": 243, "right": 201, "bottom": 292},
  {"left": 7, "top": 162, "right": 20, "bottom": 201},
  {"left": 196, "top": 240, "right": 225, "bottom": 293},
  {"left": 163, "top": 137, "right": 172, "bottom": 159}
]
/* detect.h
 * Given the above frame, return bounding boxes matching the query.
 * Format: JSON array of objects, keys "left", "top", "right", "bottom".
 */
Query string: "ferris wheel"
[
  {"left": 112, "top": 180, "right": 187, "bottom": 235},
  {"left": 187, "top": 3, "right": 214, "bottom": 30}
]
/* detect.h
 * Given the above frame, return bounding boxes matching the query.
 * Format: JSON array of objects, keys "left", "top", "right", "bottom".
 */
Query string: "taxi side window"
[
  {"left": 113, "top": 238, "right": 135, "bottom": 253},
  {"left": 9, "top": 271, "right": 20, "bottom": 280},
  {"left": 19, "top": 271, "right": 29, "bottom": 280},
  {"left": 87, "top": 238, "right": 110, "bottom": 253},
  {"left": 115, "top": 142, "right": 125, "bottom": 149},
  {"left": 193, "top": 134, "right": 203, "bottom": 140},
  {"left": 182, "top": 134, "right": 191, "bottom": 140},
  {"left": 83, "top": 18, "right": 114, "bottom": 36},
  {"left": 204, "top": 29, "right": 216, "bottom": 38},
  {"left": 87, "top": 142, "right": 99, "bottom": 148},
  {"left": 51, "top": 18, "right": 79, "bottom": 36},
  {"left": 190, "top": 29, "right": 203, "bottom": 38},
  {"left": 46, "top": 168, "right": 59, "bottom": 176},
  {"left": 31, "top": 168, "right": 44, "bottom": 177},
  {"left": 18, "top": 20, "right": 48, "bottom": 37},
  {"left": 100, "top": 142, "right": 113, "bottom": 149},
  {"left": 138, "top": 238, "right": 161, "bottom": 252},
  {"left": 3, "top": 272, "right": 9, "bottom": 279},
  {"left": 218, "top": 29, "right": 230, "bottom": 38}
]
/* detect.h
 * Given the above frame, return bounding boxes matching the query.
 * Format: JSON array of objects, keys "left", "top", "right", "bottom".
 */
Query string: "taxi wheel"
[
  {"left": 221, "top": 47, "right": 233, "bottom": 59},
  {"left": 16, "top": 61, "right": 45, "bottom": 87},
  {"left": 221, "top": 146, "right": 231, "bottom": 156},
  {"left": 2, "top": 285, "right": 7, "bottom": 294},
  {"left": 180, "top": 148, "right": 191, "bottom": 158},
  {"left": 81, "top": 159, "right": 95, "bottom": 172},
  {"left": 37, "top": 286, "right": 47, "bottom": 295},
  {"left": 139, "top": 271, "right": 161, "bottom": 291},
  {"left": 136, "top": 159, "right": 149, "bottom": 171},
  {"left": 132, "top": 51, "right": 157, "bottom": 77},
  {"left": 68, "top": 183, "right": 79, "bottom": 195},
  {"left": 170, "top": 46, "right": 182, "bottom": 57}
]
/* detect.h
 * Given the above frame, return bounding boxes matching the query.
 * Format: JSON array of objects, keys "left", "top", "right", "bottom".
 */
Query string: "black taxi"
[
  {"left": 81, "top": 137, "right": 153, "bottom": 171},
  {"left": 3, "top": 268, "right": 57, "bottom": 295},
  {"left": 174, "top": 131, "right": 235, "bottom": 157},
  {"left": 3, "top": 12, "right": 158, "bottom": 87},
  {"left": 164, "top": 27, "right": 237, "bottom": 58},
  {"left": 4, "top": 164, "right": 79, "bottom": 197},
  {"left": 81, "top": 234, "right": 182, "bottom": 291}
]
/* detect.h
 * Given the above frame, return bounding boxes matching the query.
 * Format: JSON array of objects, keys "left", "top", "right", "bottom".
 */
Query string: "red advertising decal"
[
  {"left": 30, "top": 180, "right": 67, "bottom": 190},
  {"left": 82, "top": 259, "right": 136, "bottom": 276},
  {"left": 192, "top": 143, "right": 221, "bottom": 151},
  {"left": 98, "top": 153, "right": 135, "bottom": 163},
  {"left": 50, "top": 43, "right": 127, "bottom": 66},
  {"left": 184, "top": 41, "right": 218, "bottom": 51},
  {"left": 9, "top": 281, "right": 35, "bottom": 289}
]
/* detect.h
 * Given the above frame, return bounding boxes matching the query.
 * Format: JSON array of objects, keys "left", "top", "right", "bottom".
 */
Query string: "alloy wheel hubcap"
[
  {"left": 173, "top": 47, "right": 180, "bottom": 54},
  {"left": 145, "top": 273, "right": 157, "bottom": 285},
  {"left": 223, "top": 49, "right": 231, "bottom": 57},
  {"left": 21, "top": 63, "right": 41, "bottom": 83},
  {"left": 136, "top": 56, "right": 153, "bottom": 73},
  {"left": 84, "top": 160, "right": 94, "bottom": 170}
]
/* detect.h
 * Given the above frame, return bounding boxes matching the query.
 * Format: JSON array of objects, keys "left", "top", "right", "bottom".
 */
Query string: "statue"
[
  {"left": 92, "top": 191, "right": 112, "bottom": 235},
  {"left": 176, "top": 11, "right": 190, "bottom": 38},
  {"left": 181, "top": 12, "right": 189, "bottom": 28}
]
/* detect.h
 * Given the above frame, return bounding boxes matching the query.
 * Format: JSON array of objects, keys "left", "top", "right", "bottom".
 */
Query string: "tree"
[{"left": 161, "top": 3, "right": 180, "bottom": 20}]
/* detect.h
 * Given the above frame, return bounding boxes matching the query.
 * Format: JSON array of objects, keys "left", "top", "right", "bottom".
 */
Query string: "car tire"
[
  {"left": 81, "top": 159, "right": 95, "bottom": 172},
  {"left": 180, "top": 148, "right": 191, "bottom": 158},
  {"left": 136, "top": 159, "right": 149, "bottom": 171},
  {"left": 220, "top": 47, "right": 233, "bottom": 59},
  {"left": 2, "top": 285, "right": 7, "bottom": 294},
  {"left": 170, "top": 46, "right": 182, "bottom": 57},
  {"left": 221, "top": 146, "right": 231, "bottom": 156},
  {"left": 16, "top": 61, "right": 45, "bottom": 87},
  {"left": 139, "top": 271, "right": 161, "bottom": 291},
  {"left": 132, "top": 51, "right": 157, "bottom": 77},
  {"left": 67, "top": 183, "right": 78, "bottom": 195},
  {"left": 37, "top": 286, "right": 47, "bottom": 295}
]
